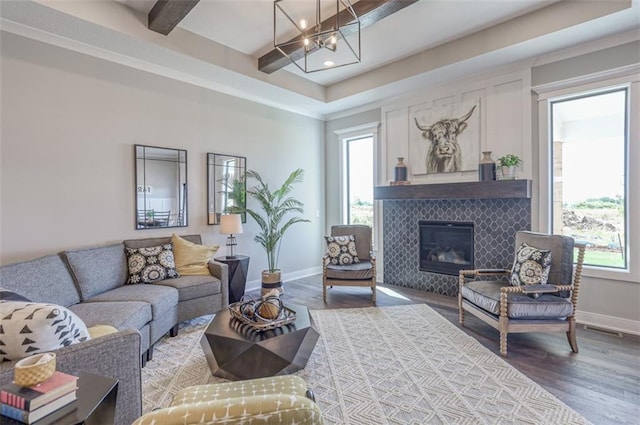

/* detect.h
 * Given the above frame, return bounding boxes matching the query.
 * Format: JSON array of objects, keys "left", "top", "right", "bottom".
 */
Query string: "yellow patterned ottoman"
[{"left": 133, "top": 375, "right": 323, "bottom": 424}]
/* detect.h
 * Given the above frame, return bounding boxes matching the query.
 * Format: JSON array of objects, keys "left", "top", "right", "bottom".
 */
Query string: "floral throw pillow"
[
  {"left": 325, "top": 235, "right": 360, "bottom": 265},
  {"left": 125, "top": 244, "right": 179, "bottom": 284},
  {"left": 510, "top": 242, "right": 552, "bottom": 287}
]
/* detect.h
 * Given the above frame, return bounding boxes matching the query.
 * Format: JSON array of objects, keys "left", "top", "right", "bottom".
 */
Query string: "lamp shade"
[{"left": 219, "top": 214, "right": 243, "bottom": 235}]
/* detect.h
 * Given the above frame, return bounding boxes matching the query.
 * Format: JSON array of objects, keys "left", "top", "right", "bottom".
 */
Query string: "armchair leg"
[
  {"left": 500, "top": 331, "right": 508, "bottom": 357},
  {"left": 323, "top": 281, "right": 327, "bottom": 303},
  {"left": 567, "top": 319, "right": 579, "bottom": 353},
  {"left": 371, "top": 284, "right": 376, "bottom": 304},
  {"left": 458, "top": 295, "right": 465, "bottom": 326}
]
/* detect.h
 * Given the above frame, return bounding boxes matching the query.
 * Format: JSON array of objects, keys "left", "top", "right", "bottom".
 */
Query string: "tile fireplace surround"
[{"left": 377, "top": 181, "right": 532, "bottom": 296}]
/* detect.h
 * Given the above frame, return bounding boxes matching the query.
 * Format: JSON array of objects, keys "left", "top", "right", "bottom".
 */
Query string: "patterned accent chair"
[
  {"left": 322, "top": 225, "right": 376, "bottom": 304},
  {"left": 458, "top": 231, "right": 586, "bottom": 357},
  {"left": 132, "top": 375, "right": 323, "bottom": 424}
]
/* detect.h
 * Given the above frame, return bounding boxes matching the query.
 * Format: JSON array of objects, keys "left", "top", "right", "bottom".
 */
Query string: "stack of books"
[{"left": 0, "top": 371, "right": 78, "bottom": 424}]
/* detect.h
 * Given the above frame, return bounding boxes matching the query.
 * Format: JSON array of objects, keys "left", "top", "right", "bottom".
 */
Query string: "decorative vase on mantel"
[
  {"left": 478, "top": 151, "right": 496, "bottom": 181},
  {"left": 391, "top": 157, "right": 410, "bottom": 186}
]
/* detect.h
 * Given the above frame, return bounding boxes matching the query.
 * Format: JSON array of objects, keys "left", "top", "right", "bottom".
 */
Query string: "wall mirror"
[
  {"left": 135, "top": 145, "right": 188, "bottom": 229},
  {"left": 207, "top": 153, "right": 246, "bottom": 225}
]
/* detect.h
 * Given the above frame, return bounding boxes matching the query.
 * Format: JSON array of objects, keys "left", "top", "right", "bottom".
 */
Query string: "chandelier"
[{"left": 274, "top": 0, "right": 361, "bottom": 73}]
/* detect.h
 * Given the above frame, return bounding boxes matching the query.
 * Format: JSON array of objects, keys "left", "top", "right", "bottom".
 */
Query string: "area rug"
[{"left": 142, "top": 304, "right": 591, "bottom": 424}]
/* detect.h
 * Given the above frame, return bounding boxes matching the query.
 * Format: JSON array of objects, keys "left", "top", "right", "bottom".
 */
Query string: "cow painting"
[{"left": 414, "top": 105, "right": 477, "bottom": 174}]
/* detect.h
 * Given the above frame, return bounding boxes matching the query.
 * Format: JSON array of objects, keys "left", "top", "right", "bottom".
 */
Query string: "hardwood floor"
[{"left": 247, "top": 276, "right": 640, "bottom": 425}]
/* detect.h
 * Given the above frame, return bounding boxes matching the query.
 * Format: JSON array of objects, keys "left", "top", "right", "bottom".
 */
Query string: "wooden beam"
[
  {"left": 259, "top": 0, "right": 418, "bottom": 74},
  {"left": 148, "top": 0, "right": 200, "bottom": 36}
]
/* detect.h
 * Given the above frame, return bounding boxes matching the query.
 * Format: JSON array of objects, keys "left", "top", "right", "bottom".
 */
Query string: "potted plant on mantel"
[
  {"left": 243, "top": 168, "right": 310, "bottom": 298},
  {"left": 497, "top": 154, "right": 522, "bottom": 180}
]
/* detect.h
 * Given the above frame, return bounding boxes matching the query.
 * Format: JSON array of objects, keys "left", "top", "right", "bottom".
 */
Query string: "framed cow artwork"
[{"left": 409, "top": 100, "right": 480, "bottom": 175}]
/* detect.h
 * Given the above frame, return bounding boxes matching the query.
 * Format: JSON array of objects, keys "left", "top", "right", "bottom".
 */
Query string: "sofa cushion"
[
  {"left": 461, "top": 280, "right": 574, "bottom": 319},
  {"left": 0, "top": 255, "right": 80, "bottom": 307},
  {"left": 0, "top": 301, "right": 90, "bottom": 361},
  {"left": 154, "top": 275, "right": 221, "bottom": 302},
  {"left": 325, "top": 262, "right": 372, "bottom": 280},
  {"left": 64, "top": 243, "right": 128, "bottom": 301},
  {"left": 325, "top": 235, "right": 360, "bottom": 265},
  {"left": 172, "top": 234, "right": 219, "bottom": 276},
  {"left": 68, "top": 301, "right": 152, "bottom": 331},
  {"left": 510, "top": 242, "right": 552, "bottom": 287},
  {"left": 84, "top": 284, "right": 178, "bottom": 318},
  {"left": 125, "top": 244, "right": 179, "bottom": 284}
]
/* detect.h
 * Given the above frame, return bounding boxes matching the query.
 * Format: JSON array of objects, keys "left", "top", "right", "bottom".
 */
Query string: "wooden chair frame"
[
  {"left": 458, "top": 244, "right": 586, "bottom": 357},
  {"left": 322, "top": 255, "right": 376, "bottom": 304}
]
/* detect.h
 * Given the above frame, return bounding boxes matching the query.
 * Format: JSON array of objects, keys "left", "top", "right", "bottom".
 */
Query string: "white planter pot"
[{"left": 501, "top": 166, "right": 517, "bottom": 179}]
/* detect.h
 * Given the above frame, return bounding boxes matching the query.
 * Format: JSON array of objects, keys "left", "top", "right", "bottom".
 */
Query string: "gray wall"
[
  {"left": 0, "top": 32, "right": 325, "bottom": 285},
  {"left": 532, "top": 41, "right": 640, "bottom": 87},
  {"left": 531, "top": 42, "right": 640, "bottom": 329}
]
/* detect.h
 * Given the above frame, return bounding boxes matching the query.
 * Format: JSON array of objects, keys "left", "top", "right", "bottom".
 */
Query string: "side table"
[
  {"left": 2, "top": 372, "right": 118, "bottom": 425},
  {"left": 215, "top": 255, "right": 250, "bottom": 303}
]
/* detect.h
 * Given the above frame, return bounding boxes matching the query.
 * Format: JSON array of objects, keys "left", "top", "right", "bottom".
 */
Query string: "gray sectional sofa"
[{"left": 0, "top": 234, "right": 229, "bottom": 425}]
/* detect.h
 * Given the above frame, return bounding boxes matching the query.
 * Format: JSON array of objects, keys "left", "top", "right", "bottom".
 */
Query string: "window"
[
  {"left": 345, "top": 135, "right": 374, "bottom": 227},
  {"left": 550, "top": 88, "right": 628, "bottom": 269}
]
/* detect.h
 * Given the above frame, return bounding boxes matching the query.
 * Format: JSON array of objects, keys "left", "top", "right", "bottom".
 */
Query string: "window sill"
[{"left": 581, "top": 265, "right": 639, "bottom": 284}]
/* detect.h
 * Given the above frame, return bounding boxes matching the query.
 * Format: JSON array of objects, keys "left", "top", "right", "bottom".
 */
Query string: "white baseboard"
[
  {"left": 576, "top": 311, "right": 640, "bottom": 336},
  {"left": 245, "top": 267, "right": 322, "bottom": 292}
]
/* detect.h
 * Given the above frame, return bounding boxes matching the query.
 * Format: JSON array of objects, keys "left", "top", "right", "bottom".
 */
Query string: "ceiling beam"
[
  {"left": 259, "top": 0, "right": 419, "bottom": 74},
  {"left": 148, "top": 0, "right": 200, "bottom": 35}
]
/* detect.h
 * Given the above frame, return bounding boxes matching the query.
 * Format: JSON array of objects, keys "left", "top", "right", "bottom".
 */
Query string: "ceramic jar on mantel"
[
  {"left": 478, "top": 151, "right": 496, "bottom": 181},
  {"left": 392, "top": 157, "right": 409, "bottom": 184}
]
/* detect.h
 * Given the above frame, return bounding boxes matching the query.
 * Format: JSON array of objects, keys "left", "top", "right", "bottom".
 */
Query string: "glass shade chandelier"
[{"left": 274, "top": 0, "right": 361, "bottom": 73}]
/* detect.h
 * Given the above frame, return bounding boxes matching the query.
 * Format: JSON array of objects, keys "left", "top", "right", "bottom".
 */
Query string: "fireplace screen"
[{"left": 419, "top": 221, "right": 474, "bottom": 275}]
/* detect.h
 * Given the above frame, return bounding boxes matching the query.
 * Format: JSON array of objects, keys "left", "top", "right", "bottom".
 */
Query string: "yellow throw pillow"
[
  {"left": 172, "top": 234, "right": 219, "bottom": 276},
  {"left": 87, "top": 325, "right": 118, "bottom": 339}
]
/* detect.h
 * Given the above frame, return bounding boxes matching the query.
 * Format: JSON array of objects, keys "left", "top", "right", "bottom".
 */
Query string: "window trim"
[
  {"left": 535, "top": 74, "right": 639, "bottom": 283},
  {"left": 335, "top": 122, "right": 381, "bottom": 251}
]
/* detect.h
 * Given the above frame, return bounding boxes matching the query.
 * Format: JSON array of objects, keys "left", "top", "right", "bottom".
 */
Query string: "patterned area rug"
[{"left": 142, "top": 304, "right": 590, "bottom": 424}]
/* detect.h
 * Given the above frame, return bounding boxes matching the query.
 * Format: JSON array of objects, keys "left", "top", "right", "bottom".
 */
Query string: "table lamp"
[{"left": 219, "top": 214, "right": 243, "bottom": 258}]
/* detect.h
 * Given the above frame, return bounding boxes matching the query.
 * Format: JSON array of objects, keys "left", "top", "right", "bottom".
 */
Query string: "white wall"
[
  {"left": 0, "top": 32, "right": 325, "bottom": 286},
  {"left": 380, "top": 69, "right": 532, "bottom": 184}
]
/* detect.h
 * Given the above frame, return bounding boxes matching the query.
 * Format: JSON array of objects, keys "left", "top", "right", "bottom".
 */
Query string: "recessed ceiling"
[
  {"left": 120, "top": 0, "right": 559, "bottom": 85},
  {"left": 3, "top": 0, "right": 639, "bottom": 118}
]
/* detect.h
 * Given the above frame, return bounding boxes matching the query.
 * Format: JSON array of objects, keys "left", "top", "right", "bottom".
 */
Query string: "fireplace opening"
[{"left": 419, "top": 221, "right": 474, "bottom": 275}]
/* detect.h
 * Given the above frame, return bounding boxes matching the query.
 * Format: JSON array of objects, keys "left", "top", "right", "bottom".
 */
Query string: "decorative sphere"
[
  {"left": 257, "top": 301, "right": 281, "bottom": 320},
  {"left": 240, "top": 301, "right": 255, "bottom": 318}
]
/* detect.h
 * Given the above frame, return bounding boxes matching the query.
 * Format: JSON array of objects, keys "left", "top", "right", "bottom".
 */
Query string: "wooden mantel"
[{"left": 374, "top": 179, "right": 532, "bottom": 200}]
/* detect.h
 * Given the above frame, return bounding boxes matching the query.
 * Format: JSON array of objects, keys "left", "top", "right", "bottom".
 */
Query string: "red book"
[{"left": 0, "top": 371, "right": 77, "bottom": 411}]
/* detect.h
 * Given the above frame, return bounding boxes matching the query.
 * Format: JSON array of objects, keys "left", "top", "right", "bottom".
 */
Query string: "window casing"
[
  {"left": 335, "top": 122, "right": 380, "bottom": 251},
  {"left": 550, "top": 88, "right": 628, "bottom": 269},
  {"left": 536, "top": 73, "right": 639, "bottom": 283}
]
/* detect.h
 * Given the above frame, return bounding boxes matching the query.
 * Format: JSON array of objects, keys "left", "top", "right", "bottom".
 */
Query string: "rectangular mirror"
[
  {"left": 207, "top": 153, "right": 246, "bottom": 225},
  {"left": 135, "top": 145, "right": 188, "bottom": 229}
]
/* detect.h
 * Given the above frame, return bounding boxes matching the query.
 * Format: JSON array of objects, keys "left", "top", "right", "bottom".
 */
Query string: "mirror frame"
[
  {"left": 135, "top": 144, "right": 188, "bottom": 230},
  {"left": 207, "top": 153, "right": 246, "bottom": 225}
]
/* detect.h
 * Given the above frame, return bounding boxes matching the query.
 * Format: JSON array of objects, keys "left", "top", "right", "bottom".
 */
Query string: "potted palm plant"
[
  {"left": 497, "top": 154, "right": 522, "bottom": 179},
  {"left": 243, "top": 168, "right": 310, "bottom": 297}
]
